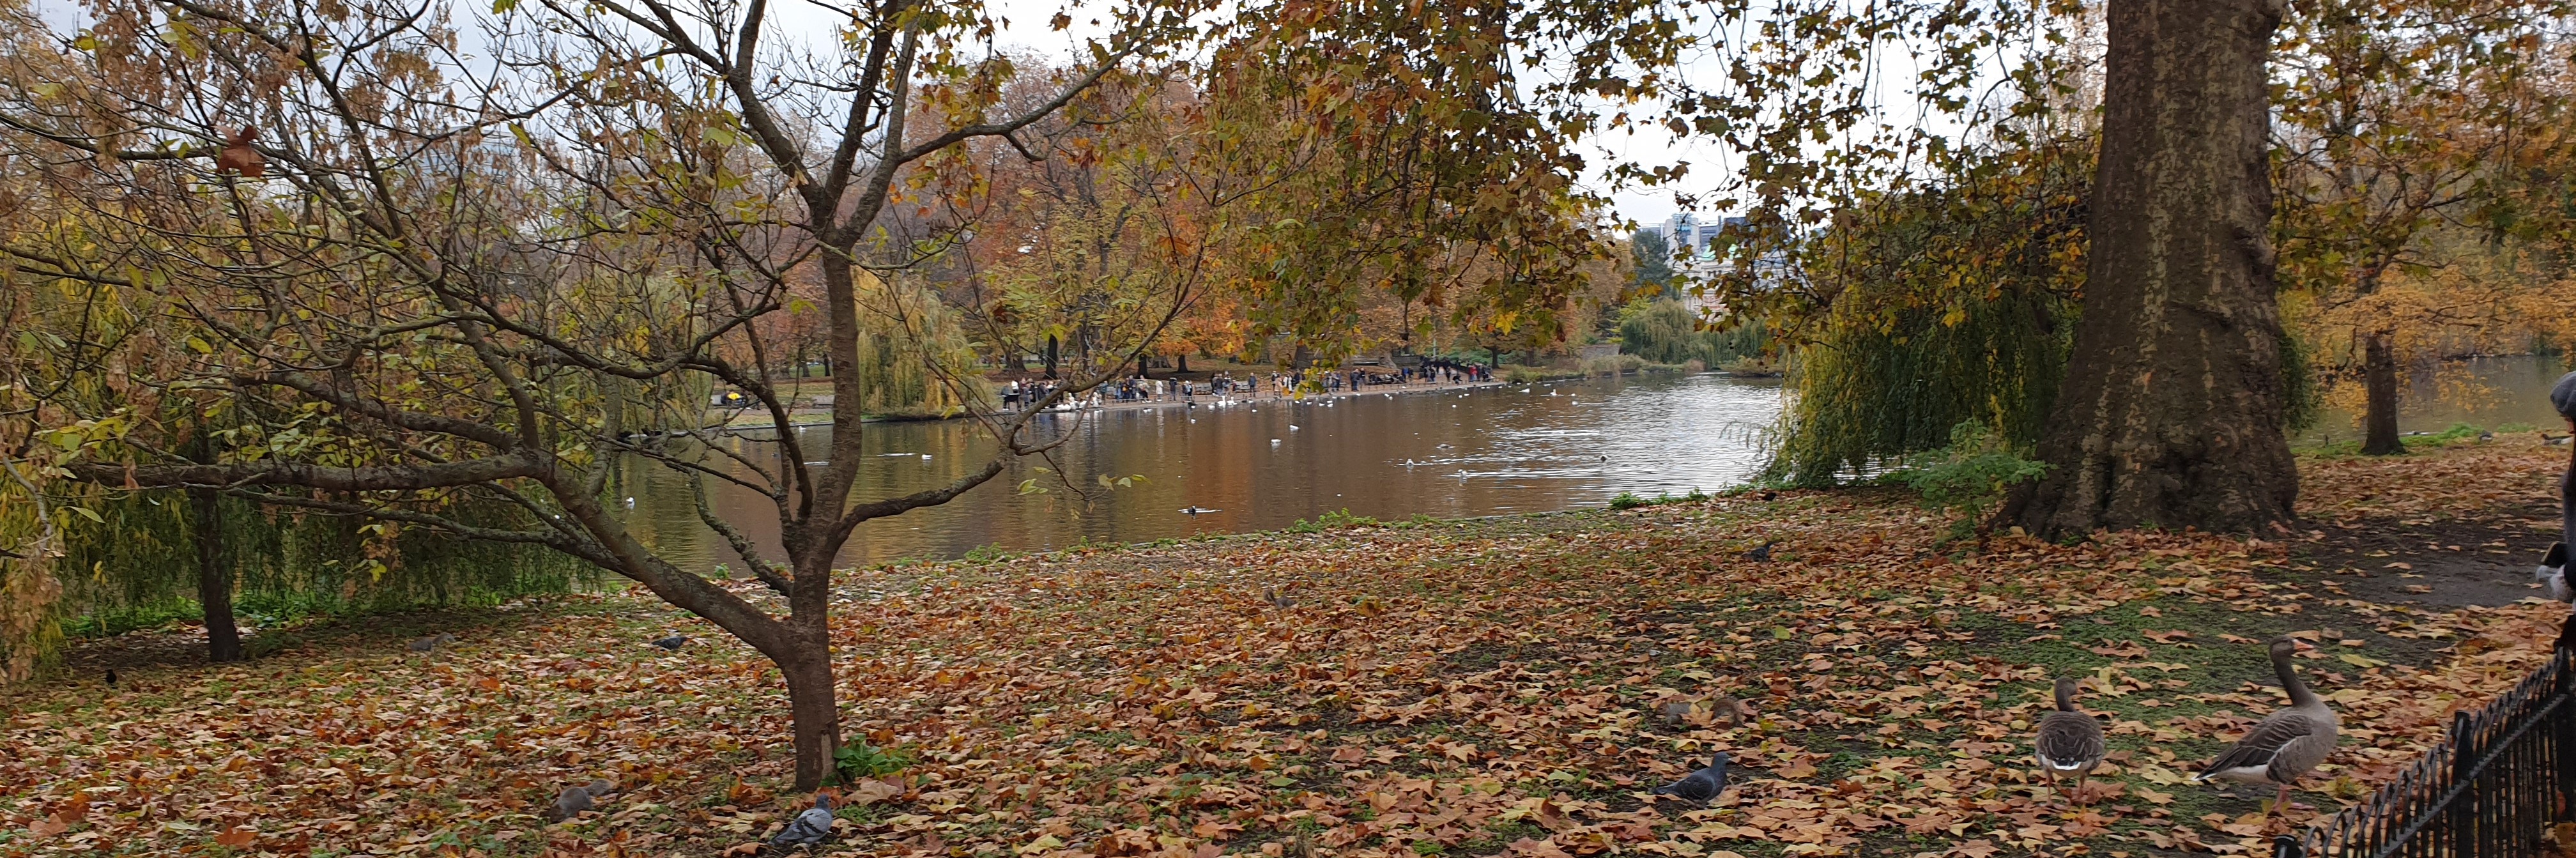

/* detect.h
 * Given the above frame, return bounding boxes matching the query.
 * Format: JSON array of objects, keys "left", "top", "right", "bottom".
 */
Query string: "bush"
[
  {"left": 1315, "top": 509, "right": 1381, "bottom": 528},
  {"left": 1885, "top": 420, "right": 2050, "bottom": 541},
  {"left": 834, "top": 740, "right": 912, "bottom": 782},
  {"left": 1608, "top": 492, "right": 1650, "bottom": 510}
]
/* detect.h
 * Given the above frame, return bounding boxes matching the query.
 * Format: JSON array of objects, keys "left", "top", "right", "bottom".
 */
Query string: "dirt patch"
[{"left": 2296, "top": 499, "right": 2564, "bottom": 608}]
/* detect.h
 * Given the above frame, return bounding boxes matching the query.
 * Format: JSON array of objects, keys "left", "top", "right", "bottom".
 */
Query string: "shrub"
[
  {"left": 834, "top": 740, "right": 912, "bottom": 782},
  {"left": 1885, "top": 420, "right": 2050, "bottom": 541}
]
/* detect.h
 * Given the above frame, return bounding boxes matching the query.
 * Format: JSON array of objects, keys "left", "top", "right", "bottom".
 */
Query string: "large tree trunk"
[
  {"left": 190, "top": 487, "right": 242, "bottom": 663},
  {"left": 1045, "top": 335, "right": 1061, "bottom": 379},
  {"left": 2360, "top": 330, "right": 2402, "bottom": 455},
  {"left": 2002, "top": 0, "right": 2297, "bottom": 536}
]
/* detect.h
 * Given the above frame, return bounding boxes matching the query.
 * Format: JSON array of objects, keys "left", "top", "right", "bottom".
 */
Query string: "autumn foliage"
[{"left": 6, "top": 439, "right": 2573, "bottom": 855}]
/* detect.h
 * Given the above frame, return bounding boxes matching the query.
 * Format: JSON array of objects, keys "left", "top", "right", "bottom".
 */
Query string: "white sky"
[{"left": 24, "top": 0, "right": 1734, "bottom": 227}]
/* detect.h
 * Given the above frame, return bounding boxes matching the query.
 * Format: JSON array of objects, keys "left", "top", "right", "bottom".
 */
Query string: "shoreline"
[{"left": 707, "top": 375, "right": 1537, "bottom": 433}]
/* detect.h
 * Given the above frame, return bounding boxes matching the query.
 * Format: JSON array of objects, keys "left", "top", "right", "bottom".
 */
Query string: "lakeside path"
[
  {"left": 6, "top": 438, "right": 2572, "bottom": 857},
  {"left": 713, "top": 376, "right": 1521, "bottom": 430}
]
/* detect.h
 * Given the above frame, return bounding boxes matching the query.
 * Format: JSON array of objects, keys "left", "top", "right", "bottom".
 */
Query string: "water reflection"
[
  {"left": 614, "top": 372, "right": 1786, "bottom": 571},
  {"left": 2302, "top": 355, "right": 2573, "bottom": 445}
]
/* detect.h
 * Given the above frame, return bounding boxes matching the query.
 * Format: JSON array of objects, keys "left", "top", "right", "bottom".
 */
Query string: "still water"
[
  {"left": 615, "top": 354, "right": 2572, "bottom": 571},
  {"left": 2302, "top": 354, "right": 2575, "bottom": 445},
  {"left": 615, "top": 372, "right": 1785, "bottom": 571}
]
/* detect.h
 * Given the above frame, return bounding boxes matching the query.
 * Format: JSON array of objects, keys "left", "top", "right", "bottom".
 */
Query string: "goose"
[
  {"left": 2033, "top": 677, "right": 2107, "bottom": 806},
  {"left": 1650, "top": 752, "right": 1729, "bottom": 804},
  {"left": 2538, "top": 542, "right": 2571, "bottom": 602},
  {"left": 2193, "top": 636, "right": 2337, "bottom": 813}
]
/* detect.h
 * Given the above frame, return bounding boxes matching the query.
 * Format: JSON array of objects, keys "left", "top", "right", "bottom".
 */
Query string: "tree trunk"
[
  {"left": 2360, "top": 330, "right": 2403, "bottom": 455},
  {"left": 1176, "top": 352, "right": 1189, "bottom": 374},
  {"left": 191, "top": 487, "right": 243, "bottom": 663},
  {"left": 2002, "top": 0, "right": 2297, "bottom": 536},
  {"left": 1045, "top": 335, "right": 1060, "bottom": 379},
  {"left": 781, "top": 627, "right": 839, "bottom": 790}
]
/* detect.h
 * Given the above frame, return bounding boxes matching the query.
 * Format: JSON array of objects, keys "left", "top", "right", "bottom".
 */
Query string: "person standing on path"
[{"left": 2556, "top": 370, "right": 2576, "bottom": 551}]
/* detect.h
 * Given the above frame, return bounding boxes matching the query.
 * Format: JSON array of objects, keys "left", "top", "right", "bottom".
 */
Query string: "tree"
[
  {"left": 1998, "top": 0, "right": 2296, "bottom": 535},
  {"left": 1630, "top": 231, "right": 1676, "bottom": 298},
  {"left": 2272, "top": 0, "right": 2576, "bottom": 456},
  {"left": 0, "top": 0, "right": 1705, "bottom": 793},
  {"left": 0, "top": 0, "right": 1213, "bottom": 789}
]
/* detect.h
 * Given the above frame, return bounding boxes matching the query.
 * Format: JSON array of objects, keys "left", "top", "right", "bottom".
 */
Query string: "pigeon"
[
  {"left": 2538, "top": 542, "right": 2571, "bottom": 603},
  {"left": 105, "top": 668, "right": 118, "bottom": 687},
  {"left": 1743, "top": 540, "right": 1779, "bottom": 562},
  {"left": 1760, "top": 490, "right": 1779, "bottom": 502},
  {"left": 408, "top": 632, "right": 457, "bottom": 653},
  {"left": 1650, "top": 752, "right": 1730, "bottom": 804},
  {"left": 769, "top": 793, "right": 835, "bottom": 849},
  {"left": 650, "top": 634, "right": 690, "bottom": 651},
  {"left": 544, "top": 778, "right": 616, "bottom": 822}
]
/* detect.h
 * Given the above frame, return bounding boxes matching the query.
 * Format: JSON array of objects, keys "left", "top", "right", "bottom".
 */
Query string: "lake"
[
  {"left": 613, "top": 371, "right": 1786, "bottom": 571},
  {"left": 613, "top": 353, "right": 2573, "bottom": 572}
]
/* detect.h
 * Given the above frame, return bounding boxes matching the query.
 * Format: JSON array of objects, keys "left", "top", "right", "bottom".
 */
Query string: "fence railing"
[{"left": 2280, "top": 625, "right": 2576, "bottom": 858}]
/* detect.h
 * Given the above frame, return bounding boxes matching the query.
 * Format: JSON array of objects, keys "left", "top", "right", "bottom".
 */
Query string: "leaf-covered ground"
[{"left": 6, "top": 438, "right": 2573, "bottom": 858}]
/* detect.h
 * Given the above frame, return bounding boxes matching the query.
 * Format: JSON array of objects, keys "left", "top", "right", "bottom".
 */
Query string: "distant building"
[{"left": 1637, "top": 213, "right": 1797, "bottom": 319}]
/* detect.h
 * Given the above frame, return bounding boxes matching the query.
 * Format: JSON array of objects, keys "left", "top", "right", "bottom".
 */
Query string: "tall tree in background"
[
  {"left": 2000, "top": 0, "right": 2296, "bottom": 534},
  {"left": 1630, "top": 230, "right": 1677, "bottom": 298}
]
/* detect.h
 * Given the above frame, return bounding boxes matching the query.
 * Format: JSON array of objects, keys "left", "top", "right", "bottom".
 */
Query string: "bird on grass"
[
  {"left": 2194, "top": 636, "right": 2338, "bottom": 815},
  {"left": 105, "top": 668, "right": 118, "bottom": 687},
  {"left": 2543, "top": 431, "right": 2572, "bottom": 447},
  {"left": 2032, "top": 677, "right": 2107, "bottom": 806},
  {"left": 1650, "top": 752, "right": 1729, "bottom": 804},
  {"left": 408, "top": 632, "right": 457, "bottom": 653},
  {"left": 1743, "top": 540, "right": 1779, "bottom": 562},
  {"left": 650, "top": 634, "right": 690, "bottom": 651},
  {"left": 768, "top": 793, "right": 835, "bottom": 850},
  {"left": 543, "top": 779, "right": 616, "bottom": 822}
]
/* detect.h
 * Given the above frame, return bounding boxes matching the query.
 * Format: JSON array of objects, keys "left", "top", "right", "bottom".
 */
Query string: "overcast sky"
[{"left": 26, "top": 0, "right": 1721, "bottom": 227}]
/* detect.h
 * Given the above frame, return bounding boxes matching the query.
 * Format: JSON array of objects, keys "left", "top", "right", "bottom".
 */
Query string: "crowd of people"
[{"left": 997, "top": 362, "right": 1496, "bottom": 412}]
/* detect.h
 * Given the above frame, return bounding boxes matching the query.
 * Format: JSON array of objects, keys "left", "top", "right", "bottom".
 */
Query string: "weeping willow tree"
[
  {"left": 50, "top": 491, "right": 595, "bottom": 643},
  {"left": 1616, "top": 298, "right": 1766, "bottom": 367},
  {"left": 844, "top": 271, "right": 988, "bottom": 418},
  {"left": 1758, "top": 137, "right": 2092, "bottom": 487}
]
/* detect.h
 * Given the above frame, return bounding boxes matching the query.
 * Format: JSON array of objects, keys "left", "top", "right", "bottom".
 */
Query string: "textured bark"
[
  {"left": 779, "top": 627, "right": 839, "bottom": 789},
  {"left": 2002, "top": 0, "right": 2298, "bottom": 535},
  {"left": 190, "top": 487, "right": 242, "bottom": 663},
  {"left": 2361, "top": 331, "right": 2402, "bottom": 456}
]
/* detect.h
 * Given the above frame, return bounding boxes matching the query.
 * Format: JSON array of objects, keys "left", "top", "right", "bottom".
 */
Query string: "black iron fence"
[{"left": 2280, "top": 632, "right": 2576, "bottom": 858}]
